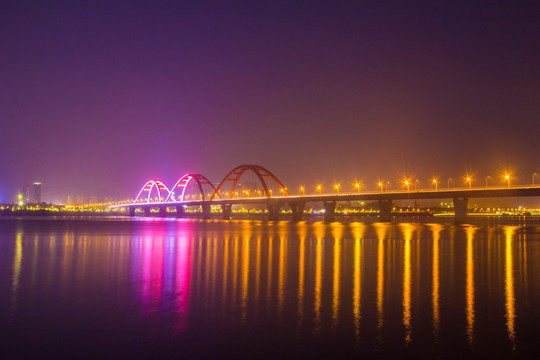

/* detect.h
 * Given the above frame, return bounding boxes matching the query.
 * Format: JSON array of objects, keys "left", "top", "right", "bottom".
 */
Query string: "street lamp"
[
  {"left": 504, "top": 174, "right": 510, "bottom": 188},
  {"left": 334, "top": 184, "right": 340, "bottom": 195},
  {"left": 485, "top": 175, "right": 491, "bottom": 188},
  {"left": 533, "top": 173, "right": 538, "bottom": 186},
  {"left": 317, "top": 185, "right": 322, "bottom": 195},
  {"left": 466, "top": 177, "right": 472, "bottom": 189},
  {"left": 404, "top": 180, "right": 410, "bottom": 192},
  {"left": 378, "top": 181, "right": 384, "bottom": 193},
  {"left": 386, "top": 181, "right": 390, "bottom": 192},
  {"left": 300, "top": 186, "right": 305, "bottom": 195},
  {"left": 415, "top": 179, "right": 419, "bottom": 191},
  {"left": 432, "top": 178, "right": 438, "bottom": 191},
  {"left": 355, "top": 182, "right": 360, "bottom": 194}
]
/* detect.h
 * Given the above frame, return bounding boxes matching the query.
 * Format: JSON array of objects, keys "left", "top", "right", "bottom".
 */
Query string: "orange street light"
[
  {"left": 485, "top": 175, "right": 491, "bottom": 188},
  {"left": 317, "top": 185, "right": 322, "bottom": 195},
  {"left": 300, "top": 186, "right": 305, "bottom": 195},
  {"left": 466, "top": 177, "right": 472, "bottom": 189},
  {"left": 378, "top": 181, "right": 384, "bottom": 193},
  {"left": 504, "top": 174, "right": 510, "bottom": 188},
  {"left": 404, "top": 180, "right": 410, "bottom": 192},
  {"left": 355, "top": 182, "right": 360, "bottom": 194},
  {"left": 334, "top": 184, "right": 340, "bottom": 195},
  {"left": 432, "top": 178, "right": 438, "bottom": 191}
]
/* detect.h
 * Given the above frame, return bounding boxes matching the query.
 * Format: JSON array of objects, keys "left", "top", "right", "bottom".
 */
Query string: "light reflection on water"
[{"left": 1, "top": 217, "right": 539, "bottom": 358}]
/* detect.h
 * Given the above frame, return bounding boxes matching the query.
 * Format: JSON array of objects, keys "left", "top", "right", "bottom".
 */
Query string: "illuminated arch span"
[
  {"left": 165, "top": 174, "right": 220, "bottom": 202},
  {"left": 133, "top": 180, "right": 172, "bottom": 204},
  {"left": 211, "top": 165, "right": 289, "bottom": 199}
]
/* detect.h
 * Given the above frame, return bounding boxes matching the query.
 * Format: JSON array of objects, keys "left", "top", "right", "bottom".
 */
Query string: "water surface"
[{"left": 1, "top": 217, "right": 539, "bottom": 358}]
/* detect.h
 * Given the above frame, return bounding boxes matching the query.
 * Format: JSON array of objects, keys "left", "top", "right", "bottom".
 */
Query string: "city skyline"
[{"left": 1, "top": 1, "right": 538, "bottom": 203}]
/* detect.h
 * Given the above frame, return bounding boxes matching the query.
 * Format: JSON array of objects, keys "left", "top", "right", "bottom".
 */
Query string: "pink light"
[
  {"left": 165, "top": 174, "right": 193, "bottom": 202},
  {"left": 134, "top": 180, "right": 172, "bottom": 204}
]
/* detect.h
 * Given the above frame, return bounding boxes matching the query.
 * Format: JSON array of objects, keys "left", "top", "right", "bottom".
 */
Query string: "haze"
[{"left": 1, "top": 1, "right": 538, "bottom": 203}]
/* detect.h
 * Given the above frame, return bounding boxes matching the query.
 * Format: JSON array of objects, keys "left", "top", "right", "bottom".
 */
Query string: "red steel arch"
[
  {"left": 166, "top": 174, "right": 220, "bottom": 202},
  {"left": 211, "top": 165, "right": 289, "bottom": 199}
]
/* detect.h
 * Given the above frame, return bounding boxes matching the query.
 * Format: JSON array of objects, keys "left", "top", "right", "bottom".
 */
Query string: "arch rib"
[
  {"left": 166, "top": 174, "right": 219, "bottom": 202},
  {"left": 211, "top": 165, "right": 289, "bottom": 200},
  {"left": 134, "top": 180, "right": 171, "bottom": 204}
]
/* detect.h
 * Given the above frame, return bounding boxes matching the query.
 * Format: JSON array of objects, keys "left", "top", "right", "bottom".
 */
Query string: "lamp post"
[
  {"left": 386, "top": 181, "right": 390, "bottom": 192},
  {"left": 334, "top": 184, "right": 340, "bottom": 195},
  {"left": 415, "top": 179, "right": 419, "bottom": 191},
  {"left": 355, "top": 183, "right": 360, "bottom": 194},
  {"left": 404, "top": 180, "right": 410, "bottom": 192},
  {"left": 317, "top": 185, "right": 322, "bottom": 195},
  {"left": 505, "top": 174, "right": 510, "bottom": 189},
  {"left": 485, "top": 175, "right": 491, "bottom": 188},
  {"left": 300, "top": 186, "right": 305, "bottom": 196},
  {"left": 378, "top": 181, "right": 384, "bottom": 193},
  {"left": 466, "top": 177, "right": 472, "bottom": 189},
  {"left": 533, "top": 173, "right": 537, "bottom": 186},
  {"left": 432, "top": 179, "right": 438, "bottom": 191}
]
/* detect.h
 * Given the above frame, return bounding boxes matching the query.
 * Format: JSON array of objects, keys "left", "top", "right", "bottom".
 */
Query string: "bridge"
[{"left": 111, "top": 164, "right": 540, "bottom": 223}]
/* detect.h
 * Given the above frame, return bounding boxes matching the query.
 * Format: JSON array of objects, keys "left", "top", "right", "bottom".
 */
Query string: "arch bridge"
[{"left": 114, "top": 164, "right": 540, "bottom": 223}]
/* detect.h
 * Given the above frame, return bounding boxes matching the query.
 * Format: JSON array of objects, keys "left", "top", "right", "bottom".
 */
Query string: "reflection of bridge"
[{"left": 111, "top": 164, "right": 540, "bottom": 223}]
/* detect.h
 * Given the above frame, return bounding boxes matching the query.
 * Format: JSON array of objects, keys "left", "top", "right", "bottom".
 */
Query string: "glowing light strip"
[
  {"left": 133, "top": 180, "right": 172, "bottom": 204},
  {"left": 165, "top": 174, "right": 192, "bottom": 202}
]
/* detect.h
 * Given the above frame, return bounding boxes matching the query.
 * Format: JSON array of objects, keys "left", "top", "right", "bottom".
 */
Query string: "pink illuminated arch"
[
  {"left": 166, "top": 174, "right": 219, "bottom": 202},
  {"left": 211, "top": 165, "right": 289, "bottom": 199},
  {"left": 133, "top": 180, "right": 172, "bottom": 204}
]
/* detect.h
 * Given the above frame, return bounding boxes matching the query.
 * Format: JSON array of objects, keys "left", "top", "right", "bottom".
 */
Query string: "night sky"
[{"left": 1, "top": 1, "right": 538, "bottom": 202}]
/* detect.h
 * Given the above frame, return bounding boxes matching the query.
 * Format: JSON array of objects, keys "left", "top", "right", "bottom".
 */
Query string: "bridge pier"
[
  {"left": 202, "top": 203, "right": 211, "bottom": 219},
  {"left": 323, "top": 201, "right": 336, "bottom": 222},
  {"left": 267, "top": 200, "right": 282, "bottom": 221},
  {"left": 453, "top": 198, "right": 468, "bottom": 224},
  {"left": 378, "top": 199, "right": 393, "bottom": 222},
  {"left": 158, "top": 206, "right": 167, "bottom": 217},
  {"left": 175, "top": 205, "right": 185, "bottom": 218},
  {"left": 144, "top": 207, "right": 151, "bottom": 217},
  {"left": 222, "top": 204, "right": 232, "bottom": 220},
  {"left": 128, "top": 207, "right": 135, "bottom": 217},
  {"left": 290, "top": 202, "right": 305, "bottom": 222}
]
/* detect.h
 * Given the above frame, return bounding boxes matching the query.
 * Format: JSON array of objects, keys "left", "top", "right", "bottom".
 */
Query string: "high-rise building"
[
  {"left": 21, "top": 184, "right": 29, "bottom": 204},
  {"left": 32, "top": 182, "right": 42, "bottom": 203}
]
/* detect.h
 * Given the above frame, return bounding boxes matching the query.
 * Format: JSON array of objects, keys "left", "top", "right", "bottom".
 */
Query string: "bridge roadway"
[{"left": 116, "top": 186, "right": 540, "bottom": 223}]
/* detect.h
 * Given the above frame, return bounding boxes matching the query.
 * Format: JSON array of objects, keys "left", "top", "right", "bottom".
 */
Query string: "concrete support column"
[
  {"left": 201, "top": 203, "right": 211, "bottom": 220},
  {"left": 158, "top": 206, "right": 167, "bottom": 217},
  {"left": 144, "top": 207, "right": 151, "bottom": 217},
  {"left": 267, "top": 200, "right": 281, "bottom": 221},
  {"left": 324, "top": 201, "right": 336, "bottom": 222},
  {"left": 175, "top": 205, "right": 185, "bottom": 218},
  {"left": 290, "top": 202, "right": 305, "bottom": 222},
  {"left": 453, "top": 198, "right": 468, "bottom": 224},
  {"left": 222, "top": 204, "right": 232, "bottom": 220},
  {"left": 128, "top": 207, "right": 135, "bottom": 217},
  {"left": 378, "top": 199, "right": 393, "bottom": 222}
]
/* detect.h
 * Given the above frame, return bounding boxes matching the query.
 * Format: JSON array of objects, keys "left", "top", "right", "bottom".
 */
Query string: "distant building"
[
  {"left": 32, "top": 182, "right": 42, "bottom": 203},
  {"left": 21, "top": 184, "right": 29, "bottom": 204}
]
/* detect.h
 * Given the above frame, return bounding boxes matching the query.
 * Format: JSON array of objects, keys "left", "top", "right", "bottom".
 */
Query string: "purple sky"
[{"left": 1, "top": 1, "right": 539, "bottom": 202}]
